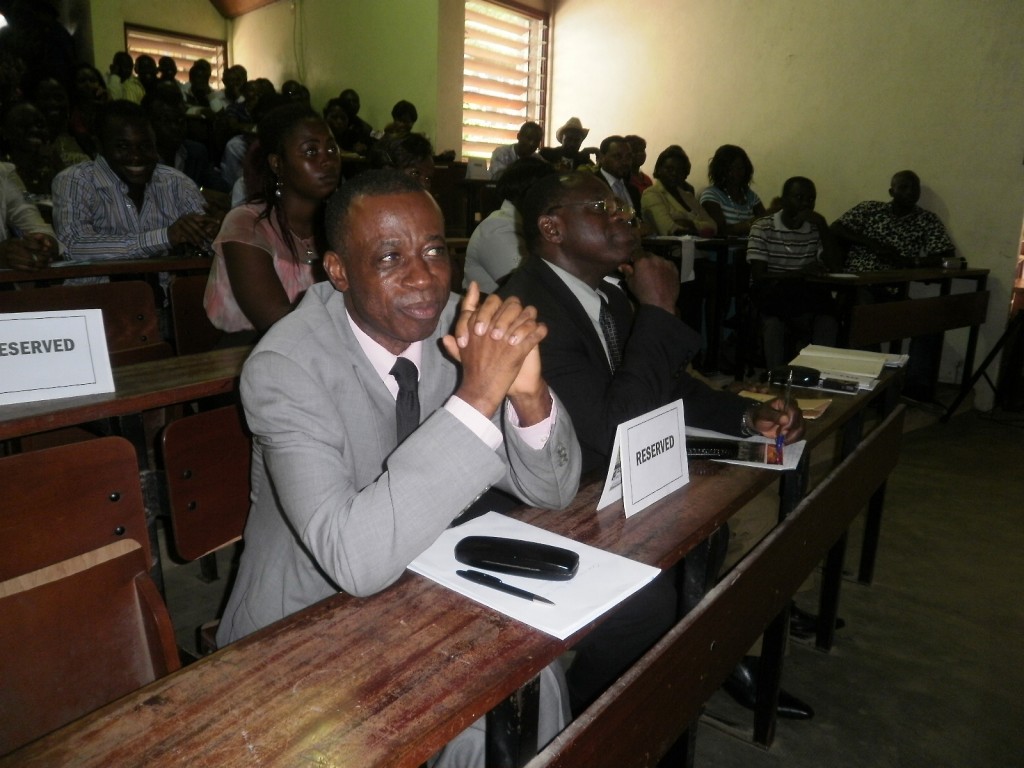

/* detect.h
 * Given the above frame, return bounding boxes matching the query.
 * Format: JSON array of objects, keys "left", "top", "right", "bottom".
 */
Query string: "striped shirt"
[
  {"left": 53, "top": 155, "right": 206, "bottom": 263},
  {"left": 698, "top": 185, "right": 763, "bottom": 225},
  {"left": 746, "top": 212, "right": 822, "bottom": 273}
]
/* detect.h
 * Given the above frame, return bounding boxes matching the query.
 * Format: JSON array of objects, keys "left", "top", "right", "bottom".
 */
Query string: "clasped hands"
[{"left": 442, "top": 282, "right": 552, "bottom": 426}]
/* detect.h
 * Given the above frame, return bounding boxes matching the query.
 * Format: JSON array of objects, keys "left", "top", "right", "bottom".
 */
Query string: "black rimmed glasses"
[{"left": 546, "top": 198, "right": 636, "bottom": 223}]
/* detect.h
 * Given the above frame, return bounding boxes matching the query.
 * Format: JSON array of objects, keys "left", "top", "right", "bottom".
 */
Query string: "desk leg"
[
  {"left": 857, "top": 481, "right": 888, "bottom": 584},
  {"left": 816, "top": 531, "right": 847, "bottom": 651},
  {"left": 753, "top": 608, "right": 786, "bottom": 747},
  {"left": 116, "top": 412, "right": 166, "bottom": 596},
  {"left": 486, "top": 676, "right": 540, "bottom": 768}
]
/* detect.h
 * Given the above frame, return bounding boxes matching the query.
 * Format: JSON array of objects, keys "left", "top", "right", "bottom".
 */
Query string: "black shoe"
[
  {"left": 722, "top": 657, "right": 814, "bottom": 720},
  {"left": 789, "top": 603, "right": 846, "bottom": 639}
]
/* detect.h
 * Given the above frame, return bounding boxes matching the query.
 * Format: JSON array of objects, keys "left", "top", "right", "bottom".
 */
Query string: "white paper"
[
  {"left": 0, "top": 310, "right": 113, "bottom": 406},
  {"left": 685, "top": 427, "right": 806, "bottom": 471},
  {"left": 408, "top": 512, "right": 660, "bottom": 640}
]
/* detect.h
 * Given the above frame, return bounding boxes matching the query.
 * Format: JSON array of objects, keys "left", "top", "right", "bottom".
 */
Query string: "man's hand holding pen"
[{"left": 746, "top": 397, "right": 805, "bottom": 444}]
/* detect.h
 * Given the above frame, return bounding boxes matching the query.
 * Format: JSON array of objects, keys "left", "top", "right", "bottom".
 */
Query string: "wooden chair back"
[
  {"left": 0, "top": 437, "right": 180, "bottom": 754},
  {"left": 168, "top": 274, "right": 222, "bottom": 356},
  {"left": 161, "top": 404, "right": 251, "bottom": 561},
  {"left": 0, "top": 280, "right": 162, "bottom": 357},
  {"left": 530, "top": 405, "right": 907, "bottom": 767}
]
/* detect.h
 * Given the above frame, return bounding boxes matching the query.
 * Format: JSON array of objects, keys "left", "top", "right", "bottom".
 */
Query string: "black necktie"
[
  {"left": 390, "top": 357, "right": 420, "bottom": 443},
  {"left": 598, "top": 295, "right": 623, "bottom": 373}
]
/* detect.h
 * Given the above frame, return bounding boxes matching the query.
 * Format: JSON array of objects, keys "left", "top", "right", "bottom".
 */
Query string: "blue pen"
[{"left": 775, "top": 369, "right": 794, "bottom": 464}]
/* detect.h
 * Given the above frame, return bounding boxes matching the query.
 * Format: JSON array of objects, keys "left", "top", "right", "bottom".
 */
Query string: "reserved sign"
[
  {"left": 598, "top": 400, "right": 689, "bottom": 517},
  {"left": 0, "top": 310, "right": 114, "bottom": 406}
]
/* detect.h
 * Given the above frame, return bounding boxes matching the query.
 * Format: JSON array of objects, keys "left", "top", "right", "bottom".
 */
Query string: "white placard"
[
  {"left": 0, "top": 310, "right": 114, "bottom": 406},
  {"left": 597, "top": 400, "right": 689, "bottom": 517}
]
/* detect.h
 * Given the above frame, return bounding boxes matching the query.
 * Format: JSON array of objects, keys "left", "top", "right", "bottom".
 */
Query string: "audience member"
[
  {"left": 831, "top": 170, "right": 955, "bottom": 401},
  {"left": 641, "top": 145, "right": 717, "bottom": 236},
  {"left": 624, "top": 134, "right": 653, "bottom": 197},
  {"left": 553, "top": 116, "right": 592, "bottom": 170},
  {"left": 281, "top": 79, "right": 310, "bottom": 105},
  {"left": 463, "top": 156, "right": 556, "bottom": 292},
  {"left": 157, "top": 56, "right": 178, "bottom": 83},
  {"left": 0, "top": 162, "right": 58, "bottom": 270},
  {"left": 747, "top": 176, "right": 839, "bottom": 368},
  {"left": 216, "top": 169, "right": 581, "bottom": 764},
  {"left": 699, "top": 144, "right": 766, "bottom": 236},
  {"left": 1, "top": 102, "right": 64, "bottom": 200},
  {"left": 105, "top": 51, "right": 144, "bottom": 104},
  {"left": 144, "top": 84, "right": 230, "bottom": 195},
  {"left": 133, "top": 54, "right": 158, "bottom": 95},
  {"left": 498, "top": 171, "right": 807, "bottom": 716},
  {"left": 594, "top": 135, "right": 642, "bottom": 218},
  {"left": 380, "top": 99, "right": 417, "bottom": 141},
  {"left": 29, "top": 76, "right": 89, "bottom": 166},
  {"left": 183, "top": 59, "right": 225, "bottom": 113},
  {"left": 67, "top": 62, "right": 110, "bottom": 157},
  {"left": 336, "top": 87, "right": 374, "bottom": 154},
  {"left": 488, "top": 121, "right": 542, "bottom": 179},
  {"left": 53, "top": 100, "right": 219, "bottom": 287},
  {"left": 371, "top": 132, "right": 434, "bottom": 190},
  {"left": 322, "top": 97, "right": 350, "bottom": 151},
  {"left": 222, "top": 90, "right": 288, "bottom": 191},
  {"left": 204, "top": 103, "right": 340, "bottom": 342}
]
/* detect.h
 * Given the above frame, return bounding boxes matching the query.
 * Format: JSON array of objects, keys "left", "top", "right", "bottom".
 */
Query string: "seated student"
[
  {"left": 624, "top": 134, "right": 653, "bottom": 197},
  {"left": 336, "top": 88, "right": 374, "bottom": 155},
  {"left": 830, "top": 170, "right": 955, "bottom": 401},
  {"left": 371, "top": 132, "right": 434, "bottom": 190},
  {"left": 30, "top": 77, "right": 90, "bottom": 168},
  {"left": 746, "top": 176, "right": 839, "bottom": 369},
  {"left": 53, "top": 99, "right": 219, "bottom": 282},
  {"left": 553, "top": 117, "right": 593, "bottom": 170},
  {"left": 216, "top": 169, "right": 582, "bottom": 765},
  {"left": 699, "top": 144, "right": 767, "bottom": 237},
  {"left": 488, "top": 121, "right": 543, "bottom": 180},
  {"left": 497, "top": 171, "right": 810, "bottom": 718},
  {"left": 144, "top": 83, "right": 231, "bottom": 196},
  {"left": 133, "top": 54, "right": 158, "bottom": 96},
  {"left": 67, "top": 62, "right": 110, "bottom": 158},
  {"left": 1, "top": 102, "right": 65, "bottom": 203},
  {"left": 204, "top": 103, "right": 340, "bottom": 344},
  {"left": 0, "top": 162, "right": 58, "bottom": 270},
  {"left": 105, "top": 51, "right": 144, "bottom": 104},
  {"left": 379, "top": 99, "right": 418, "bottom": 142},
  {"left": 464, "top": 156, "right": 556, "bottom": 293},
  {"left": 641, "top": 145, "right": 717, "bottom": 237},
  {"left": 182, "top": 59, "right": 226, "bottom": 114}
]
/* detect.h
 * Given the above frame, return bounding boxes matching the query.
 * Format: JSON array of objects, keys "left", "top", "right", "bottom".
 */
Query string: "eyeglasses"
[{"left": 546, "top": 198, "right": 636, "bottom": 222}]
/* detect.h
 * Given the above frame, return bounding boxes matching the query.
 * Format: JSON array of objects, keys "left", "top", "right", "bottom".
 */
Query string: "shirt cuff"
[
  {"left": 444, "top": 396, "right": 503, "bottom": 451},
  {"left": 504, "top": 396, "right": 556, "bottom": 449}
]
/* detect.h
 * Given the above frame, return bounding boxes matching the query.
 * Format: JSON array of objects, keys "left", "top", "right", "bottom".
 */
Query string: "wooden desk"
[
  {"left": 812, "top": 267, "right": 989, "bottom": 400},
  {"left": 1, "top": 369, "right": 899, "bottom": 767},
  {"left": 0, "top": 257, "right": 213, "bottom": 286}
]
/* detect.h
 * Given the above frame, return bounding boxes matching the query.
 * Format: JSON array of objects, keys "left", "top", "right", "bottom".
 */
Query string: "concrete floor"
[{"left": 161, "top": 398, "right": 1024, "bottom": 766}]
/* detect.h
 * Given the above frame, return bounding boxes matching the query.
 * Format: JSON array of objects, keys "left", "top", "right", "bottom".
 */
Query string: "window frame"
[
  {"left": 124, "top": 24, "right": 228, "bottom": 90},
  {"left": 462, "top": 0, "right": 549, "bottom": 163}
]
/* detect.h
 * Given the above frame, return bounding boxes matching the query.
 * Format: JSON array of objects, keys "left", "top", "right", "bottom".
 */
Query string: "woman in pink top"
[{"left": 205, "top": 103, "right": 341, "bottom": 341}]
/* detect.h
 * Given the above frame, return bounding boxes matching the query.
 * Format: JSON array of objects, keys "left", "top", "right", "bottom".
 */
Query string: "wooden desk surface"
[
  {"left": 810, "top": 266, "right": 988, "bottom": 287},
  {"left": 2, "top": 466, "right": 773, "bottom": 768},
  {"left": 0, "top": 346, "right": 249, "bottom": 441},
  {"left": 0, "top": 257, "right": 212, "bottom": 286},
  {"left": 2, "top": 373, "right": 899, "bottom": 767}
]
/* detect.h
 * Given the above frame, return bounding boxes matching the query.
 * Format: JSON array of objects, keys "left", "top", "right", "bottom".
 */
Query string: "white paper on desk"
[
  {"left": 685, "top": 427, "right": 806, "bottom": 471},
  {"left": 642, "top": 235, "right": 696, "bottom": 282},
  {"left": 408, "top": 512, "right": 660, "bottom": 640},
  {"left": 0, "top": 310, "right": 113, "bottom": 406}
]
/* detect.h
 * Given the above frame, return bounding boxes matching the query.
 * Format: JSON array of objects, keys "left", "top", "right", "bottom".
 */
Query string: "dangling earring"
[{"left": 275, "top": 177, "right": 284, "bottom": 198}]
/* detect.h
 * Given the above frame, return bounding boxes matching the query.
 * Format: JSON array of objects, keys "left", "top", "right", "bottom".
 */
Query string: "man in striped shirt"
[
  {"left": 53, "top": 100, "right": 220, "bottom": 294},
  {"left": 746, "top": 176, "right": 840, "bottom": 369}
]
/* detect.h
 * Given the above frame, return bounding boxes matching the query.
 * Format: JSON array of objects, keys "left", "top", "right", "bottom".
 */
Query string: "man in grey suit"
[{"left": 217, "top": 170, "right": 581, "bottom": 763}]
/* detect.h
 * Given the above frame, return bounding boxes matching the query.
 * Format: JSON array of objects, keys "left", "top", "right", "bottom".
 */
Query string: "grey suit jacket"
[{"left": 217, "top": 282, "right": 581, "bottom": 644}]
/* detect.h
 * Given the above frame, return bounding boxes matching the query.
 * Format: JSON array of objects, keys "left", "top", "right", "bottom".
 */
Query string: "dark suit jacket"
[
  {"left": 499, "top": 257, "right": 749, "bottom": 474},
  {"left": 596, "top": 167, "right": 643, "bottom": 219}
]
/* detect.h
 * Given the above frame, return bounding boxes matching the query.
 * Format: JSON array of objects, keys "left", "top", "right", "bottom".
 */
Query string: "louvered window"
[
  {"left": 462, "top": 1, "right": 548, "bottom": 161},
  {"left": 124, "top": 25, "right": 227, "bottom": 89}
]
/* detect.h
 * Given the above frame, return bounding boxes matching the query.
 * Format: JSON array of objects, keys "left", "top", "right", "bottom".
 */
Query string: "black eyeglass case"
[{"left": 455, "top": 536, "right": 580, "bottom": 581}]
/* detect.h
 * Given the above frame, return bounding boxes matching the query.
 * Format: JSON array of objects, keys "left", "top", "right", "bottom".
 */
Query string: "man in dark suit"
[
  {"left": 498, "top": 170, "right": 811, "bottom": 717},
  {"left": 595, "top": 135, "right": 643, "bottom": 219}
]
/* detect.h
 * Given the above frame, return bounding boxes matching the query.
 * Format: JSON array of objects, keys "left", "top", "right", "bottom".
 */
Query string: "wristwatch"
[{"left": 740, "top": 408, "right": 759, "bottom": 437}]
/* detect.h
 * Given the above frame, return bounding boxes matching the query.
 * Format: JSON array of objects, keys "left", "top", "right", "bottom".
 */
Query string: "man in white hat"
[{"left": 554, "top": 117, "right": 593, "bottom": 170}]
